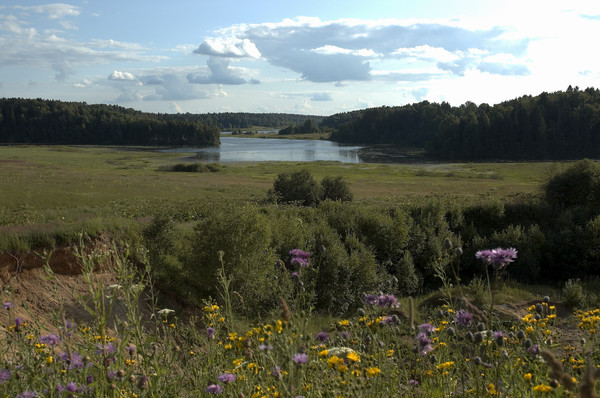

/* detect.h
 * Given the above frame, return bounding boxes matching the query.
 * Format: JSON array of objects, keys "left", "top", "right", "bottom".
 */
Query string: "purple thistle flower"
[
  {"left": 527, "top": 344, "right": 540, "bottom": 356},
  {"left": 315, "top": 331, "right": 329, "bottom": 342},
  {"left": 40, "top": 334, "right": 61, "bottom": 347},
  {"left": 17, "top": 392, "right": 37, "bottom": 398},
  {"left": 272, "top": 366, "right": 282, "bottom": 378},
  {"left": 418, "top": 323, "right": 436, "bottom": 334},
  {"left": 3, "top": 301, "right": 13, "bottom": 310},
  {"left": 15, "top": 317, "right": 23, "bottom": 331},
  {"left": 259, "top": 343, "right": 273, "bottom": 351},
  {"left": 96, "top": 342, "right": 116, "bottom": 355},
  {"left": 207, "top": 327, "right": 216, "bottom": 339},
  {"left": 378, "top": 294, "right": 399, "bottom": 308},
  {"left": 455, "top": 309, "right": 472, "bottom": 327},
  {"left": 86, "top": 375, "right": 94, "bottom": 385},
  {"left": 291, "top": 271, "right": 299, "bottom": 278},
  {"left": 293, "top": 353, "right": 308, "bottom": 364},
  {"left": 66, "top": 382, "right": 77, "bottom": 392},
  {"left": 476, "top": 247, "right": 518, "bottom": 269},
  {"left": 206, "top": 384, "right": 223, "bottom": 394},
  {"left": 0, "top": 369, "right": 10, "bottom": 383},
  {"left": 289, "top": 249, "right": 310, "bottom": 258},
  {"left": 291, "top": 257, "right": 309, "bottom": 267},
  {"left": 217, "top": 373, "right": 236, "bottom": 383},
  {"left": 363, "top": 294, "right": 378, "bottom": 306},
  {"left": 409, "top": 379, "right": 419, "bottom": 387}
]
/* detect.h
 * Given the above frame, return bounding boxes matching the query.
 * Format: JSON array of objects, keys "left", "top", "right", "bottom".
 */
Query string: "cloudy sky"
[{"left": 1, "top": 1, "right": 599, "bottom": 115}]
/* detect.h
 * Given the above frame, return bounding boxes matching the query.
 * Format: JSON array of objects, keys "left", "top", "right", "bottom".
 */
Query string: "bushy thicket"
[
  {"left": 139, "top": 160, "right": 600, "bottom": 316},
  {"left": 270, "top": 170, "right": 353, "bottom": 206}
]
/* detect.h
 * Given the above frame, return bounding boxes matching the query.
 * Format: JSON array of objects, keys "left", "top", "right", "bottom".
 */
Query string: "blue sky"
[{"left": 1, "top": 1, "right": 599, "bottom": 115}]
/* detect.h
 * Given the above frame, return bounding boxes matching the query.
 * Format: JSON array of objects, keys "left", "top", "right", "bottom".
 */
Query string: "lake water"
[{"left": 162, "top": 137, "right": 365, "bottom": 163}]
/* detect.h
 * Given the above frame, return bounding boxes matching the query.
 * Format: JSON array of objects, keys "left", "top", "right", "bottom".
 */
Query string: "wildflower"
[
  {"left": 437, "top": 361, "right": 455, "bottom": 370},
  {"left": 524, "top": 373, "right": 533, "bottom": 382},
  {"left": 0, "top": 369, "right": 10, "bottom": 383},
  {"left": 291, "top": 271, "right": 299, "bottom": 278},
  {"left": 409, "top": 379, "right": 419, "bottom": 387},
  {"left": 315, "top": 331, "right": 330, "bottom": 342},
  {"left": 346, "top": 352, "right": 360, "bottom": 362},
  {"left": 365, "top": 367, "right": 381, "bottom": 377},
  {"left": 475, "top": 247, "right": 518, "bottom": 269},
  {"left": 15, "top": 317, "right": 23, "bottom": 331},
  {"left": 293, "top": 353, "right": 308, "bottom": 364},
  {"left": 40, "top": 334, "right": 60, "bottom": 347},
  {"left": 3, "top": 301, "right": 14, "bottom": 309},
  {"left": 327, "top": 356, "right": 344, "bottom": 368},
  {"left": 419, "top": 323, "right": 436, "bottom": 334},
  {"left": 532, "top": 384, "right": 553, "bottom": 393},
  {"left": 318, "top": 349, "right": 329, "bottom": 357},
  {"left": 207, "top": 327, "right": 216, "bottom": 339},
  {"left": 363, "top": 294, "right": 379, "bottom": 306},
  {"left": 217, "top": 373, "right": 236, "bottom": 383},
  {"left": 289, "top": 249, "right": 310, "bottom": 267},
  {"left": 157, "top": 308, "right": 175, "bottom": 317},
  {"left": 272, "top": 366, "right": 282, "bottom": 379},
  {"left": 416, "top": 333, "right": 433, "bottom": 355},
  {"left": 17, "top": 392, "right": 37, "bottom": 398},
  {"left": 206, "top": 384, "right": 223, "bottom": 394},
  {"left": 455, "top": 309, "right": 472, "bottom": 327},
  {"left": 340, "top": 331, "right": 351, "bottom": 340},
  {"left": 66, "top": 382, "right": 77, "bottom": 392},
  {"left": 378, "top": 294, "right": 398, "bottom": 308}
]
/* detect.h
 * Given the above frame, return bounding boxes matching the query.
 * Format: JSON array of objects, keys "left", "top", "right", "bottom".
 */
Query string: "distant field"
[{"left": 0, "top": 145, "right": 556, "bottom": 227}]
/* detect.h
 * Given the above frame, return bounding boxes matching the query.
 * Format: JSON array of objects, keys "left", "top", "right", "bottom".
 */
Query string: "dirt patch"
[{"left": 0, "top": 234, "right": 122, "bottom": 333}]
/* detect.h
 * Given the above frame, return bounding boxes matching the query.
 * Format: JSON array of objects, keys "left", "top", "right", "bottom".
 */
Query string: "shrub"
[
  {"left": 272, "top": 169, "right": 322, "bottom": 206},
  {"left": 321, "top": 176, "right": 353, "bottom": 202},
  {"left": 562, "top": 278, "right": 586, "bottom": 309},
  {"left": 544, "top": 159, "right": 600, "bottom": 208}
]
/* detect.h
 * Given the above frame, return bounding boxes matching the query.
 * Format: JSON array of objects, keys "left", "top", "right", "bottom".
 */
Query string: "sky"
[{"left": 1, "top": 1, "right": 600, "bottom": 116}]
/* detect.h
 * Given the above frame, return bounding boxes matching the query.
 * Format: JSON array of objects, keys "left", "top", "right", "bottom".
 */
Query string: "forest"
[
  {"left": 327, "top": 86, "right": 600, "bottom": 160},
  {"left": 0, "top": 98, "right": 220, "bottom": 146}
]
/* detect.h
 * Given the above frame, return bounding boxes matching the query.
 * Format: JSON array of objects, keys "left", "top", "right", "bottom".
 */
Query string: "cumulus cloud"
[
  {"left": 194, "top": 37, "right": 261, "bottom": 58},
  {"left": 109, "top": 70, "right": 136, "bottom": 81},
  {"left": 197, "top": 17, "right": 530, "bottom": 83},
  {"left": 187, "top": 58, "right": 248, "bottom": 85}
]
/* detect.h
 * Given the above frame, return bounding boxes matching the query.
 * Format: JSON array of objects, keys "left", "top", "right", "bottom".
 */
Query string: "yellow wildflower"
[
  {"left": 346, "top": 352, "right": 360, "bottom": 362},
  {"left": 524, "top": 373, "right": 533, "bottom": 381},
  {"left": 318, "top": 349, "right": 329, "bottom": 357},
  {"left": 532, "top": 384, "right": 553, "bottom": 393},
  {"left": 365, "top": 367, "right": 381, "bottom": 377}
]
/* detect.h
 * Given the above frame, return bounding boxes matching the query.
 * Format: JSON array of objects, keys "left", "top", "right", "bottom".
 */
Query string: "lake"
[{"left": 161, "top": 136, "right": 366, "bottom": 163}]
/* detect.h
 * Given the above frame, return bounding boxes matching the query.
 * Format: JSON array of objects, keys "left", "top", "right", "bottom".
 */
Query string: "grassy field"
[{"left": 0, "top": 145, "right": 552, "bottom": 213}]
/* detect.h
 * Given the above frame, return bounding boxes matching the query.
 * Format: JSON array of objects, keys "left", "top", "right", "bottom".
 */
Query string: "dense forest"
[
  {"left": 0, "top": 98, "right": 220, "bottom": 146},
  {"left": 193, "top": 112, "right": 324, "bottom": 130},
  {"left": 327, "top": 86, "right": 600, "bottom": 160}
]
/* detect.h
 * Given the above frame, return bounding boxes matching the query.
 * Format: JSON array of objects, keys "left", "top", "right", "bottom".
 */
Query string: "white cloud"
[
  {"left": 15, "top": 4, "right": 80, "bottom": 20},
  {"left": 73, "top": 78, "right": 92, "bottom": 88},
  {"left": 194, "top": 37, "right": 261, "bottom": 58},
  {"left": 109, "top": 70, "right": 136, "bottom": 81},
  {"left": 310, "top": 92, "right": 333, "bottom": 101},
  {"left": 187, "top": 58, "right": 251, "bottom": 85},
  {"left": 197, "top": 17, "right": 530, "bottom": 83}
]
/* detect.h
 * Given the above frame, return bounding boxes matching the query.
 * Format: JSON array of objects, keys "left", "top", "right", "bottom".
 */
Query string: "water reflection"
[{"left": 162, "top": 137, "right": 364, "bottom": 163}]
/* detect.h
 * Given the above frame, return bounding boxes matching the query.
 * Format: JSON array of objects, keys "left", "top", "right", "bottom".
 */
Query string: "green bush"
[
  {"left": 321, "top": 176, "right": 353, "bottom": 202},
  {"left": 544, "top": 159, "right": 600, "bottom": 208},
  {"left": 188, "top": 205, "right": 283, "bottom": 315},
  {"left": 272, "top": 169, "right": 322, "bottom": 206}
]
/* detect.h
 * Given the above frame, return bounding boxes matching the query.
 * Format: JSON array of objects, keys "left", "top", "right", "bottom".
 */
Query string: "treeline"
[
  {"left": 327, "top": 86, "right": 600, "bottom": 160},
  {"left": 192, "top": 112, "right": 325, "bottom": 130},
  {"left": 0, "top": 98, "right": 220, "bottom": 146}
]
